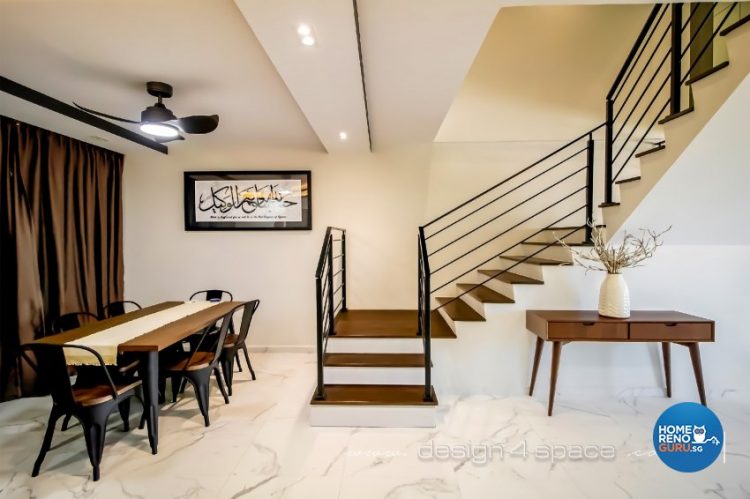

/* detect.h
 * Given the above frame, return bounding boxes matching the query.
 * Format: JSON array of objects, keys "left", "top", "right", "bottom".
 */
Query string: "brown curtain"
[{"left": 0, "top": 116, "right": 124, "bottom": 401}]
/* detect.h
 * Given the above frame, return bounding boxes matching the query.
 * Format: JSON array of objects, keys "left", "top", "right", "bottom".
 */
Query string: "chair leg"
[
  {"left": 118, "top": 398, "right": 131, "bottom": 432},
  {"left": 242, "top": 345, "right": 256, "bottom": 380},
  {"left": 171, "top": 376, "right": 182, "bottom": 403},
  {"left": 220, "top": 354, "right": 235, "bottom": 397},
  {"left": 214, "top": 367, "right": 229, "bottom": 405},
  {"left": 82, "top": 410, "right": 108, "bottom": 482},
  {"left": 61, "top": 413, "right": 72, "bottom": 431},
  {"left": 190, "top": 373, "right": 211, "bottom": 427},
  {"left": 158, "top": 376, "right": 166, "bottom": 404},
  {"left": 179, "top": 377, "right": 187, "bottom": 394},
  {"left": 235, "top": 351, "right": 243, "bottom": 372},
  {"left": 32, "top": 405, "right": 63, "bottom": 477}
]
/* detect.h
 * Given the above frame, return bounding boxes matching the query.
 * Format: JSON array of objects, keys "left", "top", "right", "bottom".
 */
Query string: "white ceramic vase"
[{"left": 598, "top": 273, "right": 630, "bottom": 318}]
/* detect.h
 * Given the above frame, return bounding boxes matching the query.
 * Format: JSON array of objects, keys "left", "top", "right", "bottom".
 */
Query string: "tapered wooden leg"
[
  {"left": 548, "top": 341, "right": 562, "bottom": 416},
  {"left": 529, "top": 337, "right": 544, "bottom": 396},
  {"left": 661, "top": 342, "right": 672, "bottom": 398},
  {"left": 688, "top": 343, "right": 707, "bottom": 406}
]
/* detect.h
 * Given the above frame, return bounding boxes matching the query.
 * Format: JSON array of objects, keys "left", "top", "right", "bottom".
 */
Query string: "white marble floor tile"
[{"left": 0, "top": 353, "right": 748, "bottom": 499}]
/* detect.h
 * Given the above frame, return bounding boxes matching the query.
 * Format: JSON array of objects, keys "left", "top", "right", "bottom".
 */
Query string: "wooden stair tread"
[
  {"left": 720, "top": 13, "right": 750, "bottom": 36},
  {"left": 523, "top": 241, "right": 592, "bottom": 247},
  {"left": 634, "top": 143, "right": 665, "bottom": 158},
  {"left": 310, "top": 384, "right": 438, "bottom": 406},
  {"left": 324, "top": 353, "right": 425, "bottom": 368},
  {"left": 659, "top": 106, "right": 694, "bottom": 125},
  {"left": 435, "top": 297, "right": 485, "bottom": 322},
  {"left": 333, "top": 310, "right": 455, "bottom": 339},
  {"left": 540, "top": 224, "right": 604, "bottom": 232},
  {"left": 501, "top": 255, "right": 571, "bottom": 266},
  {"left": 615, "top": 176, "right": 641, "bottom": 185},
  {"left": 456, "top": 284, "right": 514, "bottom": 304},
  {"left": 478, "top": 269, "right": 544, "bottom": 285},
  {"left": 599, "top": 202, "right": 620, "bottom": 208},
  {"left": 686, "top": 61, "right": 730, "bottom": 85}
]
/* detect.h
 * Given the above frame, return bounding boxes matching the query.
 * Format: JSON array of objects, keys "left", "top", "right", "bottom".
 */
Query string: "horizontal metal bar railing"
[
  {"left": 423, "top": 123, "right": 604, "bottom": 232},
  {"left": 428, "top": 146, "right": 588, "bottom": 251},
  {"left": 434, "top": 224, "right": 584, "bottom": 310}
]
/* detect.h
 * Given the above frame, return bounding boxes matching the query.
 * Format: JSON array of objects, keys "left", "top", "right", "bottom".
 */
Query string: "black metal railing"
[
  {"left": 604, "top": 2, "right": 739, "bottom": 202},
  {"left": 416, "top": 125, "right": 601, "bottom": 399},
  {"left": 416, "top": 3, "right": 744, "bottom": 399},
  {"left": 314, "top": 226, "right": 347, "bottom": 401}
]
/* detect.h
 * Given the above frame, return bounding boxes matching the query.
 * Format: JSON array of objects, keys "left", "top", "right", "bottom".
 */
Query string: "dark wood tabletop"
[
  {"left": 33, "top": 302, "right": 182, "bottom": 345},
  {"left": 120, "top": 301, "right": 241, "bottom": 352},
  {"left": 526, "top": 310, "right": 712, "bottom": 323}
]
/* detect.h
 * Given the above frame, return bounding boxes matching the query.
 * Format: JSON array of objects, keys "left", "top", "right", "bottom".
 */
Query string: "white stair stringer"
[{"left": 603, "top": 23, "right": 750, "bottom": 236}]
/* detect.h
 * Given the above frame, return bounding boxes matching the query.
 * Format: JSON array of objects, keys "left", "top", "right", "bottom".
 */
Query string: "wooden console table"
[{"left": 525, "top": 310, "right": 714, "bottom": 416}]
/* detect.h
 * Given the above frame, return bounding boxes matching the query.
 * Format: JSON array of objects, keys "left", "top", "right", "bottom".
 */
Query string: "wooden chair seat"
[
  {"left": 162, "top": 352, "right": 215, "bottom": 372},
  {"left": 224, "top": 333, "right": 238, "bottom": 347},
  {"left": 73, "top": 380, "right": 142, "bottom": 407}
]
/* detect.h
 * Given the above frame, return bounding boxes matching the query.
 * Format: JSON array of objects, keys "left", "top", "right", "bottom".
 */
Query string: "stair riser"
[
  {"left": 309, "top": 405, "right": 436, "bottom": 428},
  {"left": 454, "top": 292, "right": 486, "bottom": 316},
  {"left": 476, "top": 272, "right": 516, "bottom": 298},
  {"left": 491, "top": 258, "right": 544, "bottom": 281},
  {"left": 519, "top": 244, "right": 574, "bottom": 261},
  {"left": 326, "top": 338, "right": 424, "bottom": 354},
  {"left": 324, "top": 366, "right": 425, "bottom": 385}
]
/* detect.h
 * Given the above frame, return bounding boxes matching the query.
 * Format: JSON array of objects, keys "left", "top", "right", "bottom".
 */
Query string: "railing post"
[
  {"left": 670, "top": 3, "right": 683, "bottom": 115},
  {"left": 417, "top": 236, "right": 423, "bottom": 338},
  {"left": 327, "top": 236, "right": 336, "bottom": 336},
  {"left": 604, "top": 99, "right": 614, "bottom": 204},
  {"left": 418, "top": 226, "right": 433, "bottom": 402},
  {"left": 340, "top": 231, "right": 347, "bottom": 312},
  {"left": 585, "top": 134, "right": 595, "bottom": 243},
  {"left": 314, "top": 275, "right": 325, "bottom": 400}
]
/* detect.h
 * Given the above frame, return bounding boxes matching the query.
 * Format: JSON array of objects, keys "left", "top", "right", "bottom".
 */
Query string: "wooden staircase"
[{"left": 310, "top": 6, "right": 750, "bottom": 427}]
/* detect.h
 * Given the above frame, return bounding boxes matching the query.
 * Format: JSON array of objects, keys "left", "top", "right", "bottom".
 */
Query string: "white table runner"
[{"left": 65, "top": 301, "right": 220, "bottom": 365}]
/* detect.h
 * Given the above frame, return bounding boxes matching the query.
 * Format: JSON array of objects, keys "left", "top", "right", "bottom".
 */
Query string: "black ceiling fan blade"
[
  {"left": 73, "top": 102, "right": 140, "bottom": 124},
  {"left": 154, "top": 134, "right": 185, "bottom": 144},
  {"left": 175, "top": 114, "right": 219, "bottom": 134}
]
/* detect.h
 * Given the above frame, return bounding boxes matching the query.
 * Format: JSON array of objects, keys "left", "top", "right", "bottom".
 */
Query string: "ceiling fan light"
[{"left": 140, "top": 122, "right": 180, "bottom": 138}]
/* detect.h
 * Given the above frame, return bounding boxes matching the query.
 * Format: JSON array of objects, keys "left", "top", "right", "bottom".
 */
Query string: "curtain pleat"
[{"left": 0, "top": 116, "right": 124, "bottom": 400}]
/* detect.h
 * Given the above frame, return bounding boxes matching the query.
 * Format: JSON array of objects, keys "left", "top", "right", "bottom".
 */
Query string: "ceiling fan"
[{"left": 74, "top": 81, "right": 219, "bottom": 143}]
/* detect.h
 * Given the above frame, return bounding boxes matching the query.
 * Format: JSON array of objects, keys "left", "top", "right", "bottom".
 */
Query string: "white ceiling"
[{"left": 0, "top": 0, "right": 323, "bottom": 155}]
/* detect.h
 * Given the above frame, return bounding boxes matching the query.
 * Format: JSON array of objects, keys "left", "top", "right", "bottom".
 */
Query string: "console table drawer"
[
  {"left": 630, "top": 322, "right": 713, "bottom": 341},
  {"left": 548, "top": 322, "right": 628, "bottom": 340}
]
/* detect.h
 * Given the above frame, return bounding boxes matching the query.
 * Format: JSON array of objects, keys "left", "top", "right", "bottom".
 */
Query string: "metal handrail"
[
  {"left": 424, "top": 123, "right": 604, "bottom": 231},
  {"left": 314, "top": 226, "right": 347, "bottom": 401}
]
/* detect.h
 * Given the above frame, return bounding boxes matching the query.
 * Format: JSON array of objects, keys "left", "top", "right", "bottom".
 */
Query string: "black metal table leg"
[{"left": 140, "top": 350, "right": 159, "bottom": 454}]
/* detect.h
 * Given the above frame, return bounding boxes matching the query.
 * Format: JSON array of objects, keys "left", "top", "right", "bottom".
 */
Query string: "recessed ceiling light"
[
  {"left": 339, "top": 131, "right": 348, "bottom": 140},
  {"left": 297, "top": 24, "right": 312, "bottom": 36},
  {"left": 301, "top": 35, "right": 316, "bottom": 46}
]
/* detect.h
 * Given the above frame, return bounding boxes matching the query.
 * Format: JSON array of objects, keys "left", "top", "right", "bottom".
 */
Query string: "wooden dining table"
[{"left": 33, "top": 301, "right": 242, "bottom": 454}]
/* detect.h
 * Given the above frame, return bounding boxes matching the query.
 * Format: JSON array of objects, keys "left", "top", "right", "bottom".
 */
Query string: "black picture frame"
[{"left": 184, "top": 170, "right": 312, "bottom": 231}]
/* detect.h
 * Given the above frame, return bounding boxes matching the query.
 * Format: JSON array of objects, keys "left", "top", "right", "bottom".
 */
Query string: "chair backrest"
[
  {"left": 189, "top": 289, "right": 233, "bottom": 302},
  {"left": 234, "top": 300, "right": 260, "bottom": 346},
  {"left": 51, "top": 312, "right": 99, "bottom": 334},
  {"left": 185, "top": 302, "right": 247, "bottom": 372},
  {"left": 103, "top": 300, "right": 142, "bottom": 318},
  {"left": 21, "top": 343, "right": 117, "bottom": 409}
]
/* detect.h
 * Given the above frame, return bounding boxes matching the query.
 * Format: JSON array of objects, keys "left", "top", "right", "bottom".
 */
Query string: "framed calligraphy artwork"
[{"left": 184, "top": 171, "right": 312, "bottom": 231}]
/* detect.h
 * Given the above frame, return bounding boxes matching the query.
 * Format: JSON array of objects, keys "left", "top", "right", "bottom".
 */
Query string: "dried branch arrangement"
[{"left": 557, "top": 222, "right": 671, "bottom": 274}]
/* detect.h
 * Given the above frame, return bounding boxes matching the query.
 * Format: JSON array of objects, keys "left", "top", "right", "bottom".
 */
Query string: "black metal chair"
[
  {"left": 161, "top": 304, "right": 244, "bottom": 426},
  {"left": 51, "top": 312, "right": 99, "bottom": 334},
  {"left": 189, "top": 289, "right": 233, "bottom": 302},
  {"left": 220, "top": 300, "right": 260, "bottom": 394},
  {"left": 22, "top": 344, "right": 141, "bottom": 482},
  {"left": 102, "top": 300, "right": 142, "bottom": 318},
  {"left": 50, "top": 311, "right": 138, "bottom": 432},
  {"left": 187, "top": 289, "right": 245, "bottom": 372}
]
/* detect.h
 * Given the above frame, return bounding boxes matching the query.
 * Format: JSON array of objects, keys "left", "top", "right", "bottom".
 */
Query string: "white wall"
[{"left": 122, "top": 144, "right": 431, "bottom": 347}]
